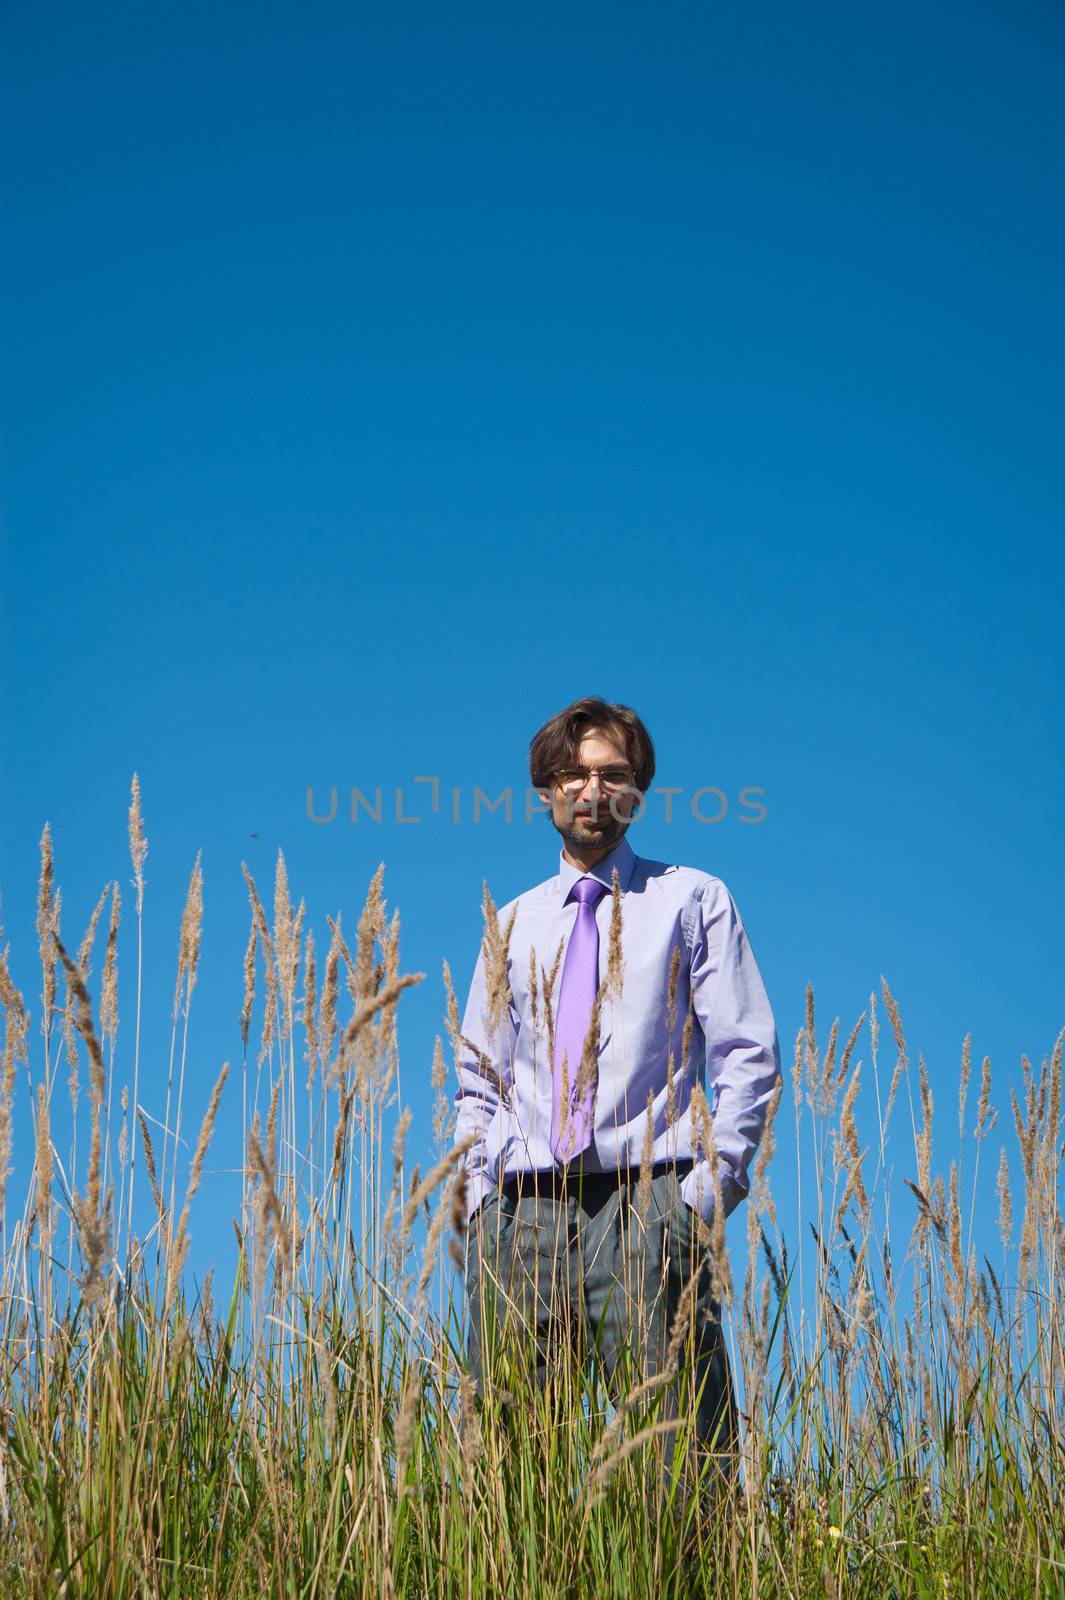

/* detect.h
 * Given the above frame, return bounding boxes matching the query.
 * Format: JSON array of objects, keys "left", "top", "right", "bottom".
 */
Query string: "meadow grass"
[{"left": 0, "top": 780, "right": 1062, "bottom": 1598}]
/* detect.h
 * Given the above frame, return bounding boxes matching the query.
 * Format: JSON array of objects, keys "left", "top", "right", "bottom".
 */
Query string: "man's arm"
[
  {"left": 452, "top": 939, "right": 519, "bottom": 1223},
  {"left": 679, "top": 878, "right": 781, "bottom": 1227}
]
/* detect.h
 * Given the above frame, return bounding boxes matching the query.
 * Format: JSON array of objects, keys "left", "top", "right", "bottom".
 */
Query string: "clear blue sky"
[{"left": 2, "top": 1, "right": 1062, "bottom": 1295}]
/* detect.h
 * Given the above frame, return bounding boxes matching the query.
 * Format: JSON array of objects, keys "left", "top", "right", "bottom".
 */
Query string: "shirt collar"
[{"left": 557, "top": 833, "right": 637, "bottom": 903}]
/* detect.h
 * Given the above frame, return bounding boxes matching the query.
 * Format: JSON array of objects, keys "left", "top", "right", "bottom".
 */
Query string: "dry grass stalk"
[
  {"left": 911, "top": 1053, "right": 934, "bottom": 1253},
  {"left": 586, "top": 1418, "right": 681, "bottom": 1501},
  {"left": 817, "top": 1016, "right": 840, "bottom": 1111},
  {"left": 373, "top": 907, "right": 403, "bottom": 1104},
  {"left": 457, "top": 1372, "right": 482, "bottom": 1495},
  {"left": 448, "top": 1165, "right": 468, "bottom": 1270},
  {"left": 381, "top": 1104, "right": 412, "bottom": 1260},
  {"left": 607, "top": 868, "right": 624, "bottom": 997},
  {"left": 838, "top": 1009, "right": 865, "bottom": 1087},
  {"left": 338, "top": 973, "right": 425, "bottom": 1075},
  {"left": 273, "top": 852, "right": 295, "bottom": 1037},
  {"left": 398, "top": 1132, "right": 479, "bottom": 1253},
  {"left": 752, "top": 1077, "right": 782, "bottom": 1233},
  {"left": 303, "top": 929, "right": 317, "bottom": 1091},
  {"left": 354, "top": 864, "right": 386, "bottom": 1005},
  {"left": 663, "top": 1258, "right": 704, "bottom": 1377},
  {"left": 318, "top": 917, "right": 341, "bottom": 1073},
  {"left": 0, "top": 944, "right": 30, "bottom": 1061},
  {"left": 34, "top": 1081, "right": 53, "bottom": 1254},
  {"left": 430, "top": 1036, "right": 450, "bottom": 1152},
  {"left": 958, "top": 1032, "right": 973, "bottom": 1139},
  {"left": 881, "top": 976, "right": 908, "bottom": 1129},
  {"left": 480, "top": 882, "right": 518, "bottom": 1036},
  {"left": 37, "top": 824, "right": 58, "bottom": 1027},
  {"left": 791, "top": 1022, "right": 804, "bottom": 1115},
  {"left": 169, "top": 1061, "right": 230, "bottom": 1303},
  {"left": 665, "top": 944, "right": 681, "bottom": 1129},
  {"left": 117, "top": 1083, "right": 128, "bottom": 1171},
  {"left": 291, "top": 898, "right": 306, "bottom": 1018},
  {"left": 528, "top": 946, "right": 539, "bottom": 1034},
  {"left": 975, "top": 1054, "right": 995, "bottom": 1140},
  {"left": 680, "top": 991, "right": 694, "bottom": 1080},
  {"left": 331, "top": 1087, "right": 354, "bottom": 1186},
  {"left": 128, "top": 773, "right": 148, "bottom": 911},
  {"left": 413, "top": 1166, "right": 464, "bottom": 1319},
  {"left": 248, "top": 1124, "right": 292, "bottom": 1268},
  {"left": 539, "top": 938, "right": 565, "bottom": 1082},
  {"left": 1040, "top": 1031, "right": 1063, "bottom": 1194},
  {"left": 173, "top": 852, "right": 204, "bottom": 1019},
  {"left": 689, "top": 1084, "right": 731, "bottom": 1304},
  {"left": 232, "top": 1218, "right": 251, "bottom": 1297},
  {"left": 665, "top": 947, "right": 681, "bottom": 1024},
  {"left": 264, "top": 1077, "right": 282, "bottom": 1175},
  {"left": 454, "top": 1032, "right": 509, "bottom": 1104},
  {"left": 240, "top": 917, "right": 257, "bottom": 1053},
  {"left": 326, "top": 916, "right": 358, "bottom": 1027},
  {"left": 55, "top": 934, "right": 111, "bottom": 1302},
  {"left": 803, "top": 983, "right": 818, "bottom": 1104},
  {"left": 0, "top": 971, "right": 22, "bottom": 1214},
  {"left": 65, "top": 886, "right": 110, "bottom": 1109},
  {"left": 138, "top": 1111, "right": 165, "bottom": 1221},
  {"left": 636, "top": 1089, "right": 655, "bottom": 1226},
  {"left": 946, "top": 1159, "right": 967, "bottom": 1347},
  {"left": 838, "top": 1062, "right": 869, "bottom": 1223},
  {"left": 543, "top": 937, "right": 564, "bottom": 998},
  {"left": 393, "top": 1372, "right": 421, "bottom": 1498},
  {"left": 241, "top": 865, "right": 278, "bottom": 1064},
  {"left": 569, "top": 977, "right": 608, "bottom": 1135},
  {"left": 100, "top": 884, "right": 120, "bottom": 1046},
  {"left": 441, "top": 958, "right": 461, "bottom": 1054}
]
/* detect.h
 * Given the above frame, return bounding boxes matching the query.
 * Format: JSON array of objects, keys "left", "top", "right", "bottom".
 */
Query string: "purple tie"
[{"left": 551, "top": 876, "right": 608, "bottom": 1163}]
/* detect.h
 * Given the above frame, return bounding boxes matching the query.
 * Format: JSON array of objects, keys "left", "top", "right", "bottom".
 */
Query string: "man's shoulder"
[
  {"left": 632, "top": 851, "right": 731, "bottom": 903},
  {"left": 492, "top": 867, "right": 560, "bottom": 923}
]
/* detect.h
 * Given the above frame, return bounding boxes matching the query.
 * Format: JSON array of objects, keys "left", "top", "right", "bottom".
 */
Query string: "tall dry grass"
[{"left": 0, "top": 779, "right": 1061, "bottom": 1598}]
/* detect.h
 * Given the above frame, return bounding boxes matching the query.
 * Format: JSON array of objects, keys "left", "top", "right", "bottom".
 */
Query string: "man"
[{"left": 454, "top": 695, "right": 780, "bottom": 1506}]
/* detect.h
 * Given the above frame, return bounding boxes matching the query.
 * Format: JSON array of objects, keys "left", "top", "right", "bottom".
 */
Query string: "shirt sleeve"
[
  {"left": 452, "top": 937, "right": 519, "bottom": 1222},
  {"left": 679, "top": 878, "right": 781, "bottom": 1227}
]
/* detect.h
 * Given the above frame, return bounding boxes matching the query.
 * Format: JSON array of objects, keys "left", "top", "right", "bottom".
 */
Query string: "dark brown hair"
[{"left": 529, "top": 696, "right": 656, "bottom": 794}]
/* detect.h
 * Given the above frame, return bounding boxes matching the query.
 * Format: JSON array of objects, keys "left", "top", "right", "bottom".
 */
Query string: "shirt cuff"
[
  {"left": 680, "top": 1158, "right": 746, "bottom": 1226},
  {"left": 465, "top": 1166, "right": 496, "bottom": 1225}
]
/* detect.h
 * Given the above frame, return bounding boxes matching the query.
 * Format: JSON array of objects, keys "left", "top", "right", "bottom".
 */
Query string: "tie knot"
[{"left": 570, "top": 876, "right": 607, "bottom": 908}]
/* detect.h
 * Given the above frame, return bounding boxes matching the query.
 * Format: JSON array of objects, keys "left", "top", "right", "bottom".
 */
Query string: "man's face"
[{"left": 538, "top": 725, "right": 640, "bottom": 857}]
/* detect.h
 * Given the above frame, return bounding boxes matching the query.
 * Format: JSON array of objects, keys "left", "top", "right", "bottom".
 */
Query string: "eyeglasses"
[{"left": 553, "top": 766, "right": 635, "bottom": 794}]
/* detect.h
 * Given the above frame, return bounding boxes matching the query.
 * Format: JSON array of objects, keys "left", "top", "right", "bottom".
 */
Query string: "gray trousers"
[{"left": 463, "top": 1163, "right": 736, "bottom": 1507}]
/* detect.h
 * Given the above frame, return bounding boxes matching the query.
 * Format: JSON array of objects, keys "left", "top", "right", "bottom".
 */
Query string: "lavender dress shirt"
[{"left": 454, "top": 834, "right": 781, "bottom": 1228}]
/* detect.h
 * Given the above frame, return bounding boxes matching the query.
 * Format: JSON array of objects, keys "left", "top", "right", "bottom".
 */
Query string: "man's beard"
[{"left": 555, "top": 804, "right": 628, "bottom": 854}]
